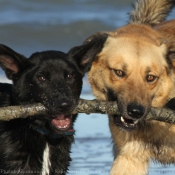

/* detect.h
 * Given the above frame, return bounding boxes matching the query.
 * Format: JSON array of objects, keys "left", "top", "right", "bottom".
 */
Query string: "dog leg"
[{"left": 110, "top": 155, "right": 149, "bottom": 175}]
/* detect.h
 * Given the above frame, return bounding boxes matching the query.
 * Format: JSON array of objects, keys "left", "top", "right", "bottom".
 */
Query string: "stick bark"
[{"left": 0, "top": 99, "right": 175, "bottom": 124}]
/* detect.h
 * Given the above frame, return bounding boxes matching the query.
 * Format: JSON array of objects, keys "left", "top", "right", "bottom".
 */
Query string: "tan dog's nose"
[{"left": 127, "top": 103, "right": 145, "bottom": 119}]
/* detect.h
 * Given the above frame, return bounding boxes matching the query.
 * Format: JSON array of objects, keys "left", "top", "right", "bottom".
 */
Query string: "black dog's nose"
[
  {"left": 59, "top": 101, "right": 72, "bottom": 110},
  {"left": 127, "top": 103, "right": 145, "bottom": 119},
  {"left": 61, "top": 102, "right": 68, "bottom": 107}
]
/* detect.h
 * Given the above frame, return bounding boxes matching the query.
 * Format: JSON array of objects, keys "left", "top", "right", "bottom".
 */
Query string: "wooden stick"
[{"left": 0, "top": 99, "right": 175, "bottom": 124}]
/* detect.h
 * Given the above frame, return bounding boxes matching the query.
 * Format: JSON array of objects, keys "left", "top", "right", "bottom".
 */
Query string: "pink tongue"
[{"left": 51, "top": 114, "right": 71, "bottom": 129}]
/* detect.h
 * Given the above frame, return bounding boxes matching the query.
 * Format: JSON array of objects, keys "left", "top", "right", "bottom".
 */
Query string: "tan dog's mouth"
[
  {"left": 113, "top": 114, "right": 139, "bottom": 130},
  {"left": 121, "top": 116, "right": 139, "bottom": 127}
]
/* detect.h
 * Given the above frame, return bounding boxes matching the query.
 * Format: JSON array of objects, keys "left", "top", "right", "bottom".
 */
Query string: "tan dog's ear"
[{"left": 68, "top": 33, "right": 108, "bottom": 74}]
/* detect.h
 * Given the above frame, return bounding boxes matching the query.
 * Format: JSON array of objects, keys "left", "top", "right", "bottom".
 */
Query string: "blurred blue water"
[{"left": 0, "top": 0, "right": 175, "bottom": 174}]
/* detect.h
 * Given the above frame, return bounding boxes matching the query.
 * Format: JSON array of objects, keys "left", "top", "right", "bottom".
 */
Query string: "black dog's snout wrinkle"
[
  {"left": 54, "top": 100, "right": 73, "bottom": 112},
  {"left": 53, "top": 87, "right": 73, "bottom": 98},
  {"left": 127, "top": 103, "right": 145, "bottom": 119}
]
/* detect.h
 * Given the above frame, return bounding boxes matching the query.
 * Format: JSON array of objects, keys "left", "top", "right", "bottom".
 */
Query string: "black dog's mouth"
[
  {"left": 113, "top": 114, "right": 139, "bottom": 131},
  {"left": 51, "top": 114, "right": 72, "bottom": 131}
]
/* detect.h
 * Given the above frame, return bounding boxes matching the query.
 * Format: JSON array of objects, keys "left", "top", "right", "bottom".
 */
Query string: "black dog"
[{"left": 0, "top": 34, "right": 107, "bottom": 175}]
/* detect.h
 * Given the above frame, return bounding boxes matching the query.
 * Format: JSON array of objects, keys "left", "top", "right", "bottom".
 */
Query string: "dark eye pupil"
[
  {"left": 147, "top": 75, "right": 156, "bottom": 82},
  {"left": 67, "top": 74, "right": 73, "bottom": 79},
  {"left": 148, "top": 76, "right": 153, "bottom": 80},
  {"left": 117, "top": 70, "right": 122, "bottom": 76},
  {"left": 114, "top": 70, "right": 124, "bottom": 77},
  {"left": 38, "top": 76, "right": 45, "bottom": 82}
]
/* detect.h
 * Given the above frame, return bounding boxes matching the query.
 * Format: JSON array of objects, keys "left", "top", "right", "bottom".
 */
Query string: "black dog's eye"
[
  {"left": 146, "top": 75, "right": 158, "bottom": 82},
  {"left": 67, "top": 74, "right": 74, "bottom": 79},
  {"left": 38, "top": 75, "right": 46, "bottom": 82},
  {"left": 113, "top": 69, "right": 125, "bottom": 78}
]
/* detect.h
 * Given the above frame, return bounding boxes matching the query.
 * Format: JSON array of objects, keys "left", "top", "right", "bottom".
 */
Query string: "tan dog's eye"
[
  {"left": 113, "top": 69, "right": 125, "bottom": 77},
  {"left": 146, "top": 75, "right": 157, "bottom": 82}
]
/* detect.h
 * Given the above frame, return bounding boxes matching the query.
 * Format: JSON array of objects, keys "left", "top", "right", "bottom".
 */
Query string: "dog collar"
[{"left": 34, "top": 127, "right": 75, "bottom": 138}]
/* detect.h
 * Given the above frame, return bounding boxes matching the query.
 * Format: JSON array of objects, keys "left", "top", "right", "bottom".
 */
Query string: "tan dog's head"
[
  {"left": 69, "top": 22, "right": 175, "bottom": 131},
  {"left": 79, "top": 23, "right": 175, "bottom": 131}
]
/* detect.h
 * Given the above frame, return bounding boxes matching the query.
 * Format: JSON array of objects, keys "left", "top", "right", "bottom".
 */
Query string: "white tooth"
[
  {"left": 133, "top": 120, "right": 138, "bottom": 124},
  {"left": 121, "top": 116, "right": 125, "bottom": 123}
]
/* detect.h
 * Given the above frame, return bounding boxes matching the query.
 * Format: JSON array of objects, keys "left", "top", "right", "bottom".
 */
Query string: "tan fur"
[
  {"left": 130, "top": 0, "right": 175, "bottom": 25},
  {"left": 87, "top": 1, "right": 175, "bottom": 174}
]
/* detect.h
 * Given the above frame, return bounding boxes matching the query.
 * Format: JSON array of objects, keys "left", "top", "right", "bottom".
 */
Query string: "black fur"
[
  {"left": 0, "top": 83, "right": 12, "bottom": 106},
  {"left": 0, "top": 34, "right": 107, "bottom": 175}
]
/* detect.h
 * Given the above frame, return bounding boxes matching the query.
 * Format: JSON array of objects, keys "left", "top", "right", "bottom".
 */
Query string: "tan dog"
[{"left": 71, "top": 0, "right": 175, "bottom": 174}]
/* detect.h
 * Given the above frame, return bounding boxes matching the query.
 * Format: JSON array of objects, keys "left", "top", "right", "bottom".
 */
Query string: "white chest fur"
[{"left": 42, "top": 143, "right": 51, "bottom": 175}]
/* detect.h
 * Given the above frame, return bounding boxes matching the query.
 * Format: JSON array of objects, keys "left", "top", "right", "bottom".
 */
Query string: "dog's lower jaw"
[
  {"left": 51, "top": 114, "right": 72, "bottom": 131},
  {"left": 112, "top": 114, "right": 140, "bottom": 131}
]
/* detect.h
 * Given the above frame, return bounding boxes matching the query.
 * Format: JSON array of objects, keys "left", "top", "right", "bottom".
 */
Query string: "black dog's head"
[{"left": 0, "top": 34, "right": 107, "bottom": 134}]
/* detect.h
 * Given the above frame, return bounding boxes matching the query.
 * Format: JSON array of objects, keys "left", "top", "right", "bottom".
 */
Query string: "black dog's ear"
[
  {"left": 0, "top": 44, "right": 27, "bottom": 80},
  {"left": 68, "top": 33, "right": 108, "bottom": 74}
]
